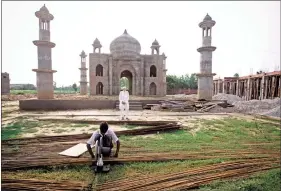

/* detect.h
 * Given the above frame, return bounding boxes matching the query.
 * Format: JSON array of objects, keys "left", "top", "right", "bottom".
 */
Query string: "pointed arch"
[
  {"left": 149, "top": 82, "right": 157, "bottom": 95},
  {"left": 96, "top": 82, "right": 103, "bottom": 95},
  {"left": 150, "top": 65, "right": 157, "bottom": 77},
  {"left": 96, "top": 64, "right": 103, "bottom": 76}
]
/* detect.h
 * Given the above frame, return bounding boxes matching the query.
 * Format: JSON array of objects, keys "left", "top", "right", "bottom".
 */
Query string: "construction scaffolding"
[{"left": 213, "top": 71, "right": 281, "bottom": 100}]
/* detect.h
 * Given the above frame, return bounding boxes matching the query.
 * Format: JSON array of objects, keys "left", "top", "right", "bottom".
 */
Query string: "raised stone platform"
[{"left": 19, "top": 99, "right": 160, "bottom": 111}]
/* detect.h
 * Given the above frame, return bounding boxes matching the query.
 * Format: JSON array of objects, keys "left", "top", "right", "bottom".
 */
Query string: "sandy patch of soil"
[
  {"left": 20, "top": 124, "right": 128, "bottom": 138},
  {"left": 131, "top": 134, "right": 162, "bottom": 139}
]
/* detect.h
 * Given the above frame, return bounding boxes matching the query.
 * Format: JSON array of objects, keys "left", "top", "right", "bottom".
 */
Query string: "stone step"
[
  {"left": 115, "top": 107, "right": 143, "bottom": 111},
  {"left": 115, "top": 101, "right": 143, "bottom": 110},
  {"left": 116, "top": 101, "right": 142, "bottom": 104},
  {"left": 115, "top": 103, "right": 142, "bottom": 105}
]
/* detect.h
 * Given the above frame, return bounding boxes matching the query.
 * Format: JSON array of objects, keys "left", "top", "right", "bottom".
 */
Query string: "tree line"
[
  {"left": 11, "top": 74, "right": 199, "bottom": 92},
  {"left": 166, "top": 73, "right": 198, "bottom": 90}
]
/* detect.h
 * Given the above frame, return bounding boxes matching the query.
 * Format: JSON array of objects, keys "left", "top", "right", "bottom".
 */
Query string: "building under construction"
[{"left": 213, "top": 71, "right": 281, "bottom": 100}]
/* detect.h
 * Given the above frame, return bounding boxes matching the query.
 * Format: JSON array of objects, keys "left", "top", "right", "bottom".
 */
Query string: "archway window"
[
  {"left": 152, "top": 48, "right": 159, "bottom": 55},
  {"left": 227, "top": 82, "right": 230, "bottom": 94},
  {"left": 120, "top": 77, "right": 129, "bottom": 90},
  {"left": 96, "top": 64, "right": 103, "bottom": 76},
  {"left": 149, "top": 82, "right": 157, "bottom": 95},
  {"left": 120, "top": 70, "right": 133, "bottom": 95},
  {"left": 96, "top": 82, "right": 103, "bottom": 95},
  {"left": 150, "top": 65, "right": 157, "bottom": 77}
]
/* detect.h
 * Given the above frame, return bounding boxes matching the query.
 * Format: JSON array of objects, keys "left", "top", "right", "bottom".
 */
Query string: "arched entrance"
[
  {"left": 96, "top": 82, "right": 103, "bottom": 95},
  {"left": 120, "top": 70, "right": 133, "bottom": 94},
  {"left": 149, "top": 82, "right": 157, "bottom": 95}
]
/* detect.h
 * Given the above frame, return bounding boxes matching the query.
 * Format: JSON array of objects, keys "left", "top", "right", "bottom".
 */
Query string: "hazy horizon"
[{"left": 2, "top": 1, "right": 280, "bottom": 86}]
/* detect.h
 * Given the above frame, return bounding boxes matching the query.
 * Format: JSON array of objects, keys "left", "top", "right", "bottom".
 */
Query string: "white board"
[{"left": 59, "top": 143, "right": 94, "bottom": 158}]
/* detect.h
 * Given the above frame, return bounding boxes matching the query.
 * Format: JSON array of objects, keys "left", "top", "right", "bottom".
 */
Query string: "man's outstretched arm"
[
  {"left": 87, "top": 143, "right": 94, "bottom": 158},
  {"left": 114, "top": 140, "right": 120, "bottom": 157}
]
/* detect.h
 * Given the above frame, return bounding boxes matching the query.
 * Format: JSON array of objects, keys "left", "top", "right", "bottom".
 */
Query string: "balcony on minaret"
[
  {"left": 199, "top": 14, "right": 216, "bottom": 47},
  {"left": 35, "top": 4, "right": 54, "bottom": 42}
]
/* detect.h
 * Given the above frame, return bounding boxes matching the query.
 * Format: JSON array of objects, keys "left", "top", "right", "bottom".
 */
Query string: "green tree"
[
  {"left": 53, "top": 81, "right": 57, "bottom": 89},
  {"left": 166, "top": 73, "right": 198, "bottom": 92},
  {"left": 189, "top": 73, "right": 198, "bottom": 89},
  {"left": 120, "top": 77, "right": 129, "bottom": 89},
  {"left": 234, "top": 73, "right": 239, "bottom": 77},
  {"left": 72, "top": 83, "right": 77, "bottom": 92}
]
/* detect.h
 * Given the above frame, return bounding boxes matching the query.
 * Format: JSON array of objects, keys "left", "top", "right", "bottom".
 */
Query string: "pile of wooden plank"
[
  {"left": 1, "top": 178, "right": 90, "bottom": 191},
  {"left": 195, "top": 100, "right": 234, "bottom": 113},
  {"left": 145, "top": 100, "right": 195, "bottom": 112},
  {"left": 144, "top": 100, "right": 234, "bottom": 113}
]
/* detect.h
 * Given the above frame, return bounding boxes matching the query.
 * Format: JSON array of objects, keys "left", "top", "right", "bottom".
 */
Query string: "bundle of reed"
[
  {"left": 2, "top": 149, "right": 279, "bottom": 170},
  {"left": 1, "top": 178, "right": 90, "bottom": 191},
  {"left": 96, "top": 158, "right": 280, "bottom": 191}
]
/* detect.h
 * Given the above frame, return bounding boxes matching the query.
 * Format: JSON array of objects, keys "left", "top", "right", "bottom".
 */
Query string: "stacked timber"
[
  {"left": 144, "top": 100, "right": 234, "bottom": 112},
  {"left": 1, "top": 178, "right": 90, "bottom": 191}
]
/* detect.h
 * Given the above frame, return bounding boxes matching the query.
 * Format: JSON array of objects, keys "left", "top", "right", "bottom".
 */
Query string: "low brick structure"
[
  {"left": 1, "top": 72, "right": 10, "bottom": 95},
  {"left": 213, "top": 71, "right": 281, "bottom": 100},
  {"left": 19, "top": 99, "right": 162, "bottom": 111}
]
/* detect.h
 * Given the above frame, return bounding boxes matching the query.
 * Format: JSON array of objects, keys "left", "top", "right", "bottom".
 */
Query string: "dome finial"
[
  {"left": 152, "top": 39, "right": 159, "bottom": 46},
  {"left": 203, "top": 13, "right": 212, "bottom": 21},
  {"left": 124, "top": 29, "right": 128, "bottom": 34}
]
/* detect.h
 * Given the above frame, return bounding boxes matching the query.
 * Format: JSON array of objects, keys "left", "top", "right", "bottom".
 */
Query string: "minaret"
[
  {"left": 162, "top": 53, "right": 167, "bottom": 96},
  {"left": 196, "top": 14, "right": 216, "bottom": 100},
  {"left": 151, "top": 39, "right": 160, "bottom": 55},
  {"left": 79, "top": 50, "right": 88, "bottom": 95},
  {"left": 32, "top": 5, "right": 56, "bottom": 99}
]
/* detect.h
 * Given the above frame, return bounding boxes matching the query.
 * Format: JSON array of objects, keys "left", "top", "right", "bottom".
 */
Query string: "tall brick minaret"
[
  {"left": 79, "top": 50, "right": 88, "bottom": 95},
  {"left": 196, "top": 14, "right": 216, "bottom": 100},
  {"left": 32, "top": 4, "right": 56, "bottom": 99}
]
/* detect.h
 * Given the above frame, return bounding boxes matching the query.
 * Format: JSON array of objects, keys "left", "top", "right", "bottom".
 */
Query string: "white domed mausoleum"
[{"left": 88, "top": 29, "right": 167, "bottom": 96}]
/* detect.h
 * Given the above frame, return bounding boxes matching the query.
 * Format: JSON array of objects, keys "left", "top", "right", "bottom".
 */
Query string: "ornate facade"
[{"left": 88, "top": 30, "right": 167, "bottom": 96}]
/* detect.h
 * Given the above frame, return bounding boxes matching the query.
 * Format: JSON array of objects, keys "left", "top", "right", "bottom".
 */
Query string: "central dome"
[{"left": 110, "top": 29, "right": 141, "bottom": 59}]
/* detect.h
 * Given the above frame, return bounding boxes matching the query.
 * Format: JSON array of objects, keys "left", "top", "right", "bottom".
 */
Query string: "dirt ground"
[
  {"left": 1, "top": 94, "right": 197, "bottom": 101},
  {"left": 2, "top": 98, "right": 277, "bottom": 138},
  {"left": 1, "top": 100, "right": 230, "bottom": 138}
]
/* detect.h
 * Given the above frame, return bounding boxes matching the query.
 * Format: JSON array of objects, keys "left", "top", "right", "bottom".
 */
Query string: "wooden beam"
[
  {"left": 278, "top": 76, "right": 281, "bottom": 97},
  {"left": 235, "top": 80, "right": 237, "bottom": 97},
  {"left": 260, "top": 76, "right": 265, "bottom": 100},
  {"left": 264, "top": 77, "right": 268, "bottom": 99},
  {"left": 271, "top": 76, "right": 276, "bottom": 99}
]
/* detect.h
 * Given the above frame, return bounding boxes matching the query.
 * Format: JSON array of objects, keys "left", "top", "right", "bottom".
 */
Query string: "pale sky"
[{"left": 2, "top": 1, "right": 280, "bottom": 86}]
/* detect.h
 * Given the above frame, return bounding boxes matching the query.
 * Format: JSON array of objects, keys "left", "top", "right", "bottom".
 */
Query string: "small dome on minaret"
[
  {"left": 152, "top": 39, "right": 159, "bottom": 46},
  {"left": 199, "top": 13, "right": 216, "bottom": 28},
  {"left": 203, "top": 13, "right": 212, "bottom": 21},
  {"left": 93, "top": 38, "right": 102, "bottom": 48},
  {"left": 40, "top": 4, "right": 49, "bottom": 13},
  {"left": 35, "top": 4, "right": 54, "bottom": 21},
  {"left": 80, "top": 50, "right": 87, "bottom": 58}
]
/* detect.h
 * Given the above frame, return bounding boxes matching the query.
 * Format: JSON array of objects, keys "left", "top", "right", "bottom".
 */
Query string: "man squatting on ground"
[
  {"left": 119, "top": 87, "right": 130, "bottom": 120},
  {"left": 86, "top": 122, "right": 120, "bottom": 159}
]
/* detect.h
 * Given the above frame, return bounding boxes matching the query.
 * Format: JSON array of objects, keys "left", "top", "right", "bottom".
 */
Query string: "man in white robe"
[{"left": 119, "top": 87, "right": 129, "bottom": 120}]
